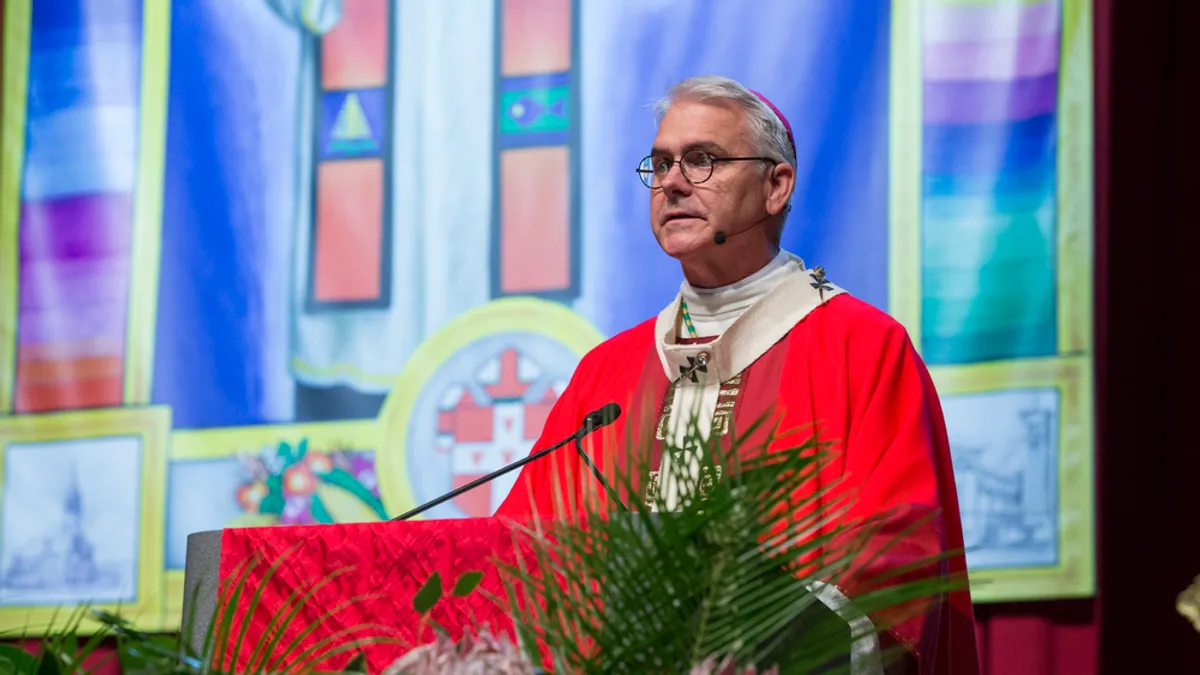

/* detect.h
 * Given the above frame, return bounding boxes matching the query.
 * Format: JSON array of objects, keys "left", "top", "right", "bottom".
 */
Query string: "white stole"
[{"left": 652, "top": 259, "right": 846, "bottom": 509}]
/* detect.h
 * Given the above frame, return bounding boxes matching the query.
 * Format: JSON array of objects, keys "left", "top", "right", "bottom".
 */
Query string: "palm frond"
[
  {"left": 91, "top": 545, "right": 399, "bottom": 675},
  {"left": 499, "top": 407, "right": 964, "bottom": 674},
  {"left": 0, "top": 606, "right": 115, "bottom": 675}
]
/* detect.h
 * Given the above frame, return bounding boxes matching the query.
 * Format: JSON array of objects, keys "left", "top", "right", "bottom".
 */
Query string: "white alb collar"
[{"left": 654, "top": 256, "right": 845, "bottom": 385}]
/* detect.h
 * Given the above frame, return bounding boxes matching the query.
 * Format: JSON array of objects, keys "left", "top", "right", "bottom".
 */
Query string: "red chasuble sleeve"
[
  {"left": 494, "top": 326, "right": 654, "bottom": 520},
  {"left": 782, "top": 298, "right": 979, "bottom": 675}
]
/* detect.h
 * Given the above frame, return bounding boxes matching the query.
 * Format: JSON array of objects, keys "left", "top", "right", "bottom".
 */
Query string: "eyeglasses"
[{"left": 637, "top": 150, "right": 777, "bottom": 189}]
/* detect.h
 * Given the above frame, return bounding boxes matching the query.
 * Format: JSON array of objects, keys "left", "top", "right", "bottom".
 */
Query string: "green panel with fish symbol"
[{"left": 500, "top": 86, "right": 571, "bottom": 135}]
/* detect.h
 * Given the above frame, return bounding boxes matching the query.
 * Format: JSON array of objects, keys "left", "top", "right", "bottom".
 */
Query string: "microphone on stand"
[
  {"left": 573, "top": 403, "right": 627, "bottom": 511},
  {"left": 391, "top": 403, "right": 624, "bottom": 521}
]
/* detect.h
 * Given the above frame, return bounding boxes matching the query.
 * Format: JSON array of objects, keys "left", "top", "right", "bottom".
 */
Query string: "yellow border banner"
[
  {"left": 889, "top": 0, "right": 1095, "bottom": 602},
  {"left": 888, "top": 0, "right": 924, "bottom": 342},
  {"left": 0, "top": 406, "right": 169, "bottom": 633},
  {"left": 931, "top": 357, "right": 1094, "bottom": 601},
  {"left": 0, "top": 0, "right": 31, "bottom": 416},
  {"left": 1057, "top": 0, "right": 1095, "bottom": 356},
  {"left": 124, "top": 0, "right": 172, "bottom": 404}
]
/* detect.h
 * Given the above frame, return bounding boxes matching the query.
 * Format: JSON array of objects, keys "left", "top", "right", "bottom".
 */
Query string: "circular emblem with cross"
[{"left": 377, "top": 298, "right": 604, "bottom": 519}]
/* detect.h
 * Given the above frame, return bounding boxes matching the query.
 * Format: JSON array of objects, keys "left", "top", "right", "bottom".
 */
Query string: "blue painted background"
[{"left": 150, "top": 0, "right": 890, "bottom": 429}]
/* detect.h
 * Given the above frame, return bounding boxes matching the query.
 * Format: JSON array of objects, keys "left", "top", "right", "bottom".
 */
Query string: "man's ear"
[{"left": 766, "top": 162, "right": 796, "bottom": 216}]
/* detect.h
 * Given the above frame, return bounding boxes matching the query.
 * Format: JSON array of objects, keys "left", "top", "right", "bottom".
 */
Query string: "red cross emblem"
[{"left": 434, "top": 348, "right": 563, "bottom": 517}]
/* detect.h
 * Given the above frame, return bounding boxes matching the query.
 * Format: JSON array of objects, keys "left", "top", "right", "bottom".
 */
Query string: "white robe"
[{"left": 265, "top": 0, "right": 494, "bottom": 394}]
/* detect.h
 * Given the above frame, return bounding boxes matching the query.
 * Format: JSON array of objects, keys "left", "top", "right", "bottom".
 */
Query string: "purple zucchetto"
[{"left": 748, "top": 89, "right": 796, "bottom": 162}]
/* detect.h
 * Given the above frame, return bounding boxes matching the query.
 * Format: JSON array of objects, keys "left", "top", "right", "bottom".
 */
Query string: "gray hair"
[{"left": 653, "top": 75, "right": 797, "bottom": 169}]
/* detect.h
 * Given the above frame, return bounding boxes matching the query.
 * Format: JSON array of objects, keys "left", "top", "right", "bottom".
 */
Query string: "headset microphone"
[{"left": 712, "top": 211, "right": 773, "bottom": 246}]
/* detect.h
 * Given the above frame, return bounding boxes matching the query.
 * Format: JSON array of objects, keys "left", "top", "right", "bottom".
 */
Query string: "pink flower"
[
  {"left": 283, "top": 463, "right": 317, "bottom": 495},
  {"left": 307, "top": 453, "right": 334, "bottom": 475},
  {"left": 382, "top": 629, "right": 534, "bottom": 675},
  {"left": 236, "top": 481, "right": 268, "bottom": 512}
]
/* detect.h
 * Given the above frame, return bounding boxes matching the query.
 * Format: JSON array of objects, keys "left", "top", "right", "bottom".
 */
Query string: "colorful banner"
[{"left": 0, "top": 0, "right": 1094, "bottom": 631}]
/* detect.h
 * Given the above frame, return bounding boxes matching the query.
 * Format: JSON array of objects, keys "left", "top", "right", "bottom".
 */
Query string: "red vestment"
[{"left": 496, "top": 290, "right": 980, "bottom": 674}]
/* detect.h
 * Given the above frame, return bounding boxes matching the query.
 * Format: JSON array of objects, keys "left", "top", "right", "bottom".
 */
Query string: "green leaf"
[
  {"left": 412, "top": 571, "right": 444, "bottom": 614},
  {"left": 0, "top": 644, "right": 36, "bottom": 674},
  {"left": 260, "top": 476, "right": 285, "bottom": 515},
  {"left": 61, "top": 633, "right": 78, "bottom": 667},
  {"left": 319, "top": 468, "right": 389, "bottom": 520},
  {"left": 341, "top": 651, "right": 367, "bottom": 674},
  {"left": 35, "top": 650, "right": 61, "bottom": 675},
  {"left": 311, "top": 493, "right": 335, "bottom": 524},
  {"left": 452, "top": 571, "right": 484, "bottom": 598}
]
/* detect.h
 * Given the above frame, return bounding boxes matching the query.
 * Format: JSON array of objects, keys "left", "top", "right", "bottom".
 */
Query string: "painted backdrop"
[{"left": 0, "top": 0, "right": 1095, "bottom": 631}]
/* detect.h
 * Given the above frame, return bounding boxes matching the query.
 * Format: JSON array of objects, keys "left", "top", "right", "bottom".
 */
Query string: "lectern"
[
  {"left": 179, "top": 518, "right": 539, "bottom": 673},
  {"left": 180, "top": 530, "right": 223, "bottom": 656}
]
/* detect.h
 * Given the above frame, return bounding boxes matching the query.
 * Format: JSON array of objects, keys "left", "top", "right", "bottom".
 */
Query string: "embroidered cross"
[
  {"left": 644, "top": 471, "right": 661, "bottom": 507},
  {"left": 698, "top": 465, "right": 724, "bottom": 498},
  {"left": 810, "top": 265, "right": 833, "bottom": 300},
  {"left": 678, "top": 353, "right": 709, "bottom": 383},
  {"left": 671, "top": 444, "right": 700, "bottom": 461}
]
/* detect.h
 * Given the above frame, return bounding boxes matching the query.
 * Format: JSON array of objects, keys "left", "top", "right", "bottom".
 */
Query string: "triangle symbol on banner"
[
  {"left": 332, "top": 92, "right": 373, "bottom": 141},
  {"left": 327, "top": 92, "right": 379, "bottom": 155}
]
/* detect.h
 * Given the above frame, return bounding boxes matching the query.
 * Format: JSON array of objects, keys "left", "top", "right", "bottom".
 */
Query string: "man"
[{"left": 495, "top": 75, "right": 979, "bottom": 674}]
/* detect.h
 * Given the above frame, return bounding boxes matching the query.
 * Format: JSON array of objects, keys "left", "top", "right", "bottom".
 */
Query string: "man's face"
[{"left": 648, "top": 100, "right": 774, "bottom": 260}]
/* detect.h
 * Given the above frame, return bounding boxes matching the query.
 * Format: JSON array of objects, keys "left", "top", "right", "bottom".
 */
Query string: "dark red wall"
[{"left": 1097, "top": 0, "right": 1200, "bottom": 671}]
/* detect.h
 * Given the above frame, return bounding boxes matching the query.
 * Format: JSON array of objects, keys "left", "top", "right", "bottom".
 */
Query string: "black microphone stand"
[
  {"left": 391, "top": 404, "right": 623, "bottom": 521},
  {"left": 573, "top": 425, "right": 628, "bottom": 512}
]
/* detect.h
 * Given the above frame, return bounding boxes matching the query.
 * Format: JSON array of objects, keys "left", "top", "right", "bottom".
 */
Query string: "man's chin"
[{"left": 657, "top": 233, "right": 712, "bottom": 260}]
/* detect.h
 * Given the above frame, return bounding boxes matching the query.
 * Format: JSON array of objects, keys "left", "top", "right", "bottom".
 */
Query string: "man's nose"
[{"left": 659, "top": 162, "right": 691, "bottom": 196}]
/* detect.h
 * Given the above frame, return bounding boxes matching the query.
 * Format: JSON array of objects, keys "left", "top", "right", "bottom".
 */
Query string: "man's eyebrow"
[
  {"left": 684, "top": 141, "right": 729, "bottom": 155},
  {"left": 649, "top": 141, "right": 730, "bottom": 157}
]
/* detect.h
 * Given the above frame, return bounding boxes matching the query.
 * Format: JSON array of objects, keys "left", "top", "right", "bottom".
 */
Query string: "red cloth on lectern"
[
  {"left": 496, "top": 294, "right": 981, "bottom": 675},
  {"left": 217, "top": 518, "right": 536, "bottom": 674}
]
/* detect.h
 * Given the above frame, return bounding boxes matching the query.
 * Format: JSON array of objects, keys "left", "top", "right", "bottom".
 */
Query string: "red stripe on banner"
[
  {"left": 500, "top": 147, "right": 570, "bottom": 293},
  {"left": 321, "top": 0, "right": 389, "bottom": 89},
  {"left": 16, "top": 355, "right": 124, "bottom": 384},
  {"left": 314, "top": 159, "right": 384, "bottom": 302},
  {"left": 501, "top": 0, "right": 571, "bottom": 76},
  {"left": 14, "top": 375, "right": 123, "bottom": 413}
]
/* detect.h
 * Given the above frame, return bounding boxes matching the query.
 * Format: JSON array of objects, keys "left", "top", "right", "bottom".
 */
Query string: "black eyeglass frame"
[{"left": 636, "top": 150, "right": 779, "bottom": 189}]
